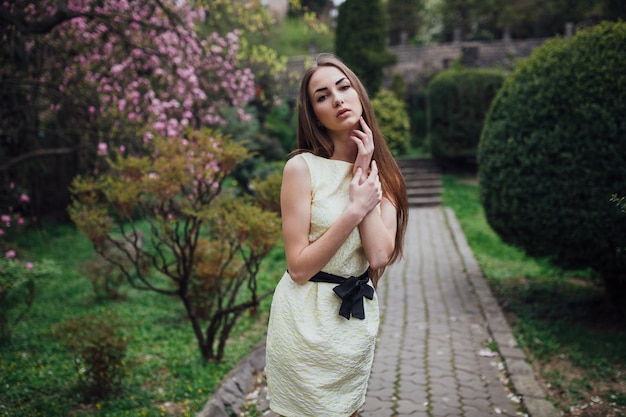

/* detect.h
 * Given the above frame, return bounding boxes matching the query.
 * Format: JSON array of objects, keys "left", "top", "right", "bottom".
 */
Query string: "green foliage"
[
  {"left": 437, "top": 0, "right": 601, "bottom": 41},
  {"left": 444, "top": 174, "right": 626, "bottom": 414},
  {"left": 263, "top": 101, "right": 297, "bottom": 154},
  {"left": 251, "top": 168, "right": 284, "bottom": 216},
  {"left": 199, "top": 0, "right": 273, "bottom": 37},
  {"left": 387, "top": 0, "right": 424, "bottom": 45},
  {"left": 390, "top": 73, "right": 407, "bottom": 101},
  {"left": 0, "top": 219, "right": 284, "bottom": 416},
  {"left": 406, "top": 90, "right": 429, "bottom": 155},
  {"left": 188, "top": 196, "right": 281, "bottom": 360},
  {"left": 612, "top": 194, "right": 626, "bottom": 214},
  {"left": 426, "top": 67, "right": 505, "bottom": 163},
  {"left": 371, "top": 89, "right": 411, "bottom": 156},
  {"left": 266, "top": 15, "right": 334, "bottom": 57},
  {"left": 335, "top": 0, "right": 397, "bottom": 94},
  {"left": 55, "top": 312, "right": 130, "bottom": 401},
  {"left": 77, "top": 231, "right": 150, "bottom": 301},
  {"left": 478, "top": 21, "right": 626, "bottom": 309},
  {"left": 68, "top": 129, "right": 281, "bottom": 362},
  {"left": 79, "top": 254, "right": 126, "bottom": 300},
  {"left": 0, "top": 258, "right": 60, "bottom": 344}
]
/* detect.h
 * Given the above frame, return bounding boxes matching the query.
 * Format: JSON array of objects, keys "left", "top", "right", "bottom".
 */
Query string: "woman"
[{"left": 265, "top": 53, "right": 408, "bottom": 417}]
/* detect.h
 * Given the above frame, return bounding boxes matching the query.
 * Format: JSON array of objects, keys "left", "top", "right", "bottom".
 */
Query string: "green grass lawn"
[
  {"left": 1, "top": 222, "right": 285, "bottom": 417},
  {"left": 443, "top": 174, "right": 626, "bottom": 417}
]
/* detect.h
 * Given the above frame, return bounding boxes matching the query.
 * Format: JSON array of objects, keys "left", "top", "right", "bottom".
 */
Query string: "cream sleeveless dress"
[{"left": 266, "top": 152, "right": 380, "bottom": 417}]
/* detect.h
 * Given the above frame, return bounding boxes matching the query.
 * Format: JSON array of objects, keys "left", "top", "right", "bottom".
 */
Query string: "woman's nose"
[{"left": 334, "top": 96, "right": 344, "bottom": 107}]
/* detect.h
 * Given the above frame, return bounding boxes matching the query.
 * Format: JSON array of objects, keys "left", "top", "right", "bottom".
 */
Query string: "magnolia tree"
[
  {"left": 3, "top": 0, "right": 255, "bottom": 137},
  {"left": 69, "top": 129, "right": 281, "bottom": 362},
  {"left": 1, "top": 0, "right": 256, "bottom": 216},
  {"left": 1, "top": 1, "right": 281, "bottom": 354}
]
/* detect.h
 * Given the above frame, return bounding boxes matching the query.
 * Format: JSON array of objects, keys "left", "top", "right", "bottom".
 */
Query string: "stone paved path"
[
  {"left": 200, "top": 207, "right": 559, "bottom": 417},
  {"left": 360, "top": 207, "right": 556, "bottom": 417}
]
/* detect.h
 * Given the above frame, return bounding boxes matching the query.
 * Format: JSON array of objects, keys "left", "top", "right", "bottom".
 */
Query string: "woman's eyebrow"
[{"left": 313, "top": 77, "right": 347, "bottom": 95}]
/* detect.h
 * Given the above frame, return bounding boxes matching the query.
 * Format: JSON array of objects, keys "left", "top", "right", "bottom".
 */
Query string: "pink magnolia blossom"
[
  {"left": 87, "top": 3, "right": 254, "bottom": 138},
  {"left": 9, "top": 0, "right": 255, "bottom": 149},
  {"left": 98, "top": 142, "right": 108, "bottom": 156},
  {"left": 6, "top": 250, "right": 16, "bottom": 259},
  {"left": 19, "top": 194, "right": 30, "bottom": 203},
  {"left": 25, "top": 262, "right": 34, "bottom": 269}
]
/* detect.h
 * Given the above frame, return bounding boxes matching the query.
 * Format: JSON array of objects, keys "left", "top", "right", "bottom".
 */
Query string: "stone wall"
[
  {"left": 284, "top": 38, "right": 549, "bottom": 98},
  {"left": 386, "top": 38, "right": 548, "bottom": 92}
]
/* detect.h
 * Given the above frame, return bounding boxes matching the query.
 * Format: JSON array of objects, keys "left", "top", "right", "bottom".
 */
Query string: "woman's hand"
[
  {"left": 349, "top": 160, "right": 382, "bottom": 217},
  {"left": 350, "top": 117, "right": 374, "bottom": 184}
]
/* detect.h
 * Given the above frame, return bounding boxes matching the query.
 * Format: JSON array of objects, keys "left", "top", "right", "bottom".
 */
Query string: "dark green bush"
[
  {"left": 371, "top": 89, "right": 410, "bottom": 156},
  {"left": 335, "top": 0, "right": 396, "bottom": 94},
  {"left": 56, "top": 313, "right": 130, "bottom": 401},
  {"left": 426, "top": 67, "right": 505, "bottom": 163},
  {"left": 407, "top": 90, "right": 428, "bottom": 154},
  {"left": 478, "top": 21, "right": 626, "bottom": 309}
]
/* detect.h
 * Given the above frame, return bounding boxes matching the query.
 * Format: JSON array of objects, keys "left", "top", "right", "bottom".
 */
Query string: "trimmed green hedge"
[
  {"left": 426, "top": 67, "right": 505, "bottom": 163},
  {"left": 372, "top": 89, "right": 410, "bottom": 156},
  {"left": 478, "top": 21, "right": 626, "bottom": 307}
]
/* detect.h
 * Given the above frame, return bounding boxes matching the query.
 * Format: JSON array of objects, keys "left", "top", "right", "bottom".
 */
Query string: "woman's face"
[{"left": 308, "top": 65, "right": 363, "bottom": 133}]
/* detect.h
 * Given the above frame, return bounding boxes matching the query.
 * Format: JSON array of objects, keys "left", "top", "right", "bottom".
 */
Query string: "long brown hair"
[{"left": 294, "top": 53, "right": 408, "bottom": 285}]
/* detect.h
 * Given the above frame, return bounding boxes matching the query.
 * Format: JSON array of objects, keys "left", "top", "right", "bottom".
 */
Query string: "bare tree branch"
[{"left": 0, "top": 147, "right": 77, "bottom": 172}]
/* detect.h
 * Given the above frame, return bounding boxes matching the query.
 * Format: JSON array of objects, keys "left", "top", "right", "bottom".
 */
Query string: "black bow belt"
[{"left": 309, "top": 270, "right": 374, "bottom": 320}]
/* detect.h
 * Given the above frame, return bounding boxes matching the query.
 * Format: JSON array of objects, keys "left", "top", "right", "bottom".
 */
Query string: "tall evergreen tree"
[
  {"left": 335, "top": 0, "right": 396, "bottom": 94},
  {"left": 388, "top": 0, "right": 424, "bottom": 45}
]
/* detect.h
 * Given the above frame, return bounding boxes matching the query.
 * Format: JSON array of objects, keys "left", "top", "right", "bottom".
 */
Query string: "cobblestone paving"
[{"left": 360, "top": 207, "right": 523, "bottom": 417}]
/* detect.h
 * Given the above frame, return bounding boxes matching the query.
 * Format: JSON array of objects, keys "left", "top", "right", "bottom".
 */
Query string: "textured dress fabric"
[{"left": 266, "top": 153, "right": 380, "bottom": 417}]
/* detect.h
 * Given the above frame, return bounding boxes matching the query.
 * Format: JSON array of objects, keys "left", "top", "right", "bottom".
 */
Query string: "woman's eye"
[
  {"left": 316, "top": 95, "right": 327, "bottom": 102},
  {"left": 340, "top": 84, "right": 350, "bottom": 91}
]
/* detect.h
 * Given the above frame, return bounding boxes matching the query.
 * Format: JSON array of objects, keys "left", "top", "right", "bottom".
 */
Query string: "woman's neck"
[{"left": 328, "top": 130, "right": 357, "bottom": 163}]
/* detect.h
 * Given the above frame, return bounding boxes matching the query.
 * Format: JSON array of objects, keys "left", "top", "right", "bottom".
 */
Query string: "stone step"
[
  {"left": 408, "top": 196, "right": 442, "bottom": 207},
  {"left": 407, "top": 187, "right": 442, "bottom": 197},
  {"left": 397, "top": 157, "right": 443, "bottom": 208},
  {"left": 404, "top": 178, "right": 442, "bottom": 188}
]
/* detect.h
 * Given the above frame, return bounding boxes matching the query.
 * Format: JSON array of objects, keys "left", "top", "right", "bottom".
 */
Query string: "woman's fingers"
[{"left": 352, "top": 117, "right": 375, "bottom": 178}]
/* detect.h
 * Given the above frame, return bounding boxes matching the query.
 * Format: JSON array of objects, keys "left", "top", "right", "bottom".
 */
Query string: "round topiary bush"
[
  {"left": 426, "top": 67, "right": 505, "bottom": 165},
  {"left": 478, "top": 21, "right": 626, "bottom": 307},
  {"left": 371, "top": 88, "right": 410, "bottom": 155}
]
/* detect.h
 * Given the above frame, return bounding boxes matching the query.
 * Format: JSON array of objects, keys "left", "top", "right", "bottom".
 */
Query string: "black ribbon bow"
[{"left": 309, "top": 271, "right": 374, "bottom": 320}]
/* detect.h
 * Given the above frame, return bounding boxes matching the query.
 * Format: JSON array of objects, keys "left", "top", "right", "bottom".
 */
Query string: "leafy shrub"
[
  {"left": 478, "top": 22, "right": 626, "bottom": 310},
  {"left": 79, "top": 255, "right": 126, "bottom": 300},
  {"left": 69, "top": 129, "right": 281, "bottom": 362},
  {"left": 263, "top": 100, "right": 297, "bottom": 155},
  {"left": 426, "top": 67, "right": 505, "bottom": 163},
  {"left": 56, "top": 313, "right": 130, "bottom": 401},
  {"left": 0, "top": 258, "right": 59, "bottom": 344},
  {"left": 77, "top": 230, "right": 148, "bottom": 300},
  {"left": 251, "top": 167, "right": 283, "bottom": 216},
  {"left": 371, "top": 89, "right": 410, "bottom": 156}
]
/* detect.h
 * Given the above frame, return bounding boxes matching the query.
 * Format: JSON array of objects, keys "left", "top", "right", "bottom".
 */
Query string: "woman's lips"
[{"left": 336, "top": 108, "right": 350, "bottom": 118}]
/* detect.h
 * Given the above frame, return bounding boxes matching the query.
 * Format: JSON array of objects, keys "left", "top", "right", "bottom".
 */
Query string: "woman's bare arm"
[
  {"left": 358, "top": 196, "right": 398, "bottom": 270},
  {"left": 281, "top": 155, "right": 381, "bottom": 284}
]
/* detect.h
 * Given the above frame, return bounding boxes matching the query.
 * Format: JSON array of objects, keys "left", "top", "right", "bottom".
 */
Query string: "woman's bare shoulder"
[{"left": 283, "top": 153, "right": 309, "bottom": 177}]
